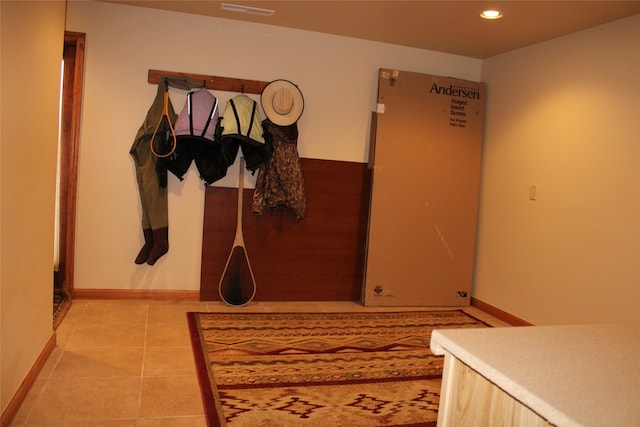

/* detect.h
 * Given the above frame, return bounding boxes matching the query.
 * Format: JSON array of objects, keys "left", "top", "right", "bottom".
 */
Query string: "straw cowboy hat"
[{"left": 261, "top": 80, "right": 304, "bottom": 126}]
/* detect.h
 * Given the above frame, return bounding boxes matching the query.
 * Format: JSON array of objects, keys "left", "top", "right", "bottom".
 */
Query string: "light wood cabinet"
[
  {"left": 438, "top": 354, "right": 551, "bottom": 426},
  {"left": 431, "top": 324, "right": 640, "bottom": 427}
]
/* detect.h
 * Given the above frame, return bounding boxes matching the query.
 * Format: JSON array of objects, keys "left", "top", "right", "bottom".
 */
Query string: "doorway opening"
[{"left": 53, "top": 31, "right": 85, "bottom": 329}]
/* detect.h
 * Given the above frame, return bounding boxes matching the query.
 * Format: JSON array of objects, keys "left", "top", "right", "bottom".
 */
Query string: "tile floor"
[{"left": 11, "top": 299, "right": 509, "bottom": 426}]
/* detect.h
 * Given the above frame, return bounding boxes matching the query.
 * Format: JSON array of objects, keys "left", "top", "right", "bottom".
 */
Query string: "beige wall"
[
  {"left": 0, "top": 0, "right": 65, "bottom": 414},
  {"left": 475, "top": 14, "right": 640, "bottom": 325},
  {"left": 65, "top": 1, "right": 481, "bottom": 293},
  {"left": 66, "top": 3, "right": 640, "bottom": 325}
]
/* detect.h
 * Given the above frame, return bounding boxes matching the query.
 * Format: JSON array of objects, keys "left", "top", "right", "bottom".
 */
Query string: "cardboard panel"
[{"left": 364, "top": 69, "right": 485, "bottom": 306}]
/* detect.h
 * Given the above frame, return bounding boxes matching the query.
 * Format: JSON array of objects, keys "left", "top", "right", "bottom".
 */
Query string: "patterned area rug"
[{"left": 188, "top": 310, "right": 489, "bottom": 426}]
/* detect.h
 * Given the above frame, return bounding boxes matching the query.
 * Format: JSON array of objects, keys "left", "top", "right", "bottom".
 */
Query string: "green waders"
[{"left": 129, "top": 76, "right": 203, "bottom": 265}]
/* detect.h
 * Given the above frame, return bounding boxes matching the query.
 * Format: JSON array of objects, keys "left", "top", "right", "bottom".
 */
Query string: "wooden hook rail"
[{"left": 148, "top": 69, "right": 269, "bottom": 95}]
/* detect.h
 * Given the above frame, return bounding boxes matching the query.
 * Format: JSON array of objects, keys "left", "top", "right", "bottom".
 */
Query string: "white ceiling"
[{"left": 104, "top": 1, "right": 640, "bottom": 58}]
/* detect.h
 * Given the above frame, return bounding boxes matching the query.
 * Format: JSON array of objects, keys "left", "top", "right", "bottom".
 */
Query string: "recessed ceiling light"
[
  {"left": 220, "top": 3, "right": 275, "bottom": 16},
  {"left": 480, "top": 10, "right": 503, "bottom": 20}
]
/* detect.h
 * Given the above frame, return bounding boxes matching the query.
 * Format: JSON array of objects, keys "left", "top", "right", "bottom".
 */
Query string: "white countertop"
[{"left": 430, "top": 323, "right": 640, "bottom": 427}]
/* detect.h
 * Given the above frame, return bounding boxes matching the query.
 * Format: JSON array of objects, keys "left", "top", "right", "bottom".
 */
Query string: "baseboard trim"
[
  {"left": 71, "top": 288, "right": 200, "bottom": 300},
  {"left": 0, "top": 333, "right": 57, "bottom": 427},
  {"left": 470, "top": 297, "right": 533, "bottom": 326}
]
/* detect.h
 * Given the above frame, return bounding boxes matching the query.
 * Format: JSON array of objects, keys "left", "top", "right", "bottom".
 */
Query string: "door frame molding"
[{"left": 59, "top": 31, "right": 85, "bottom": 297}]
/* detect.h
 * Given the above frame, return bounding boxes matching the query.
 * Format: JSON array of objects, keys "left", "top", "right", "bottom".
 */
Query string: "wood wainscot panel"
[{"left": 200, "top": 158, "right": 371, "bottom": 301}]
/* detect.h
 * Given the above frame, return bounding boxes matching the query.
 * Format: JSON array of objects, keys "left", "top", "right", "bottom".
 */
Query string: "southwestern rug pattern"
[{"left": 187, "top": 310, "right": 489, "bottom": 426}]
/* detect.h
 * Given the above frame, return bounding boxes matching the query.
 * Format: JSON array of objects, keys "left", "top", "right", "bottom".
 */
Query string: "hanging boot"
[
  {"left": 147, "top": 227, "right": 169, "bottom": 265},
  {"left": 134, "top": 228, "right": 154, "bottom": 264}
]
